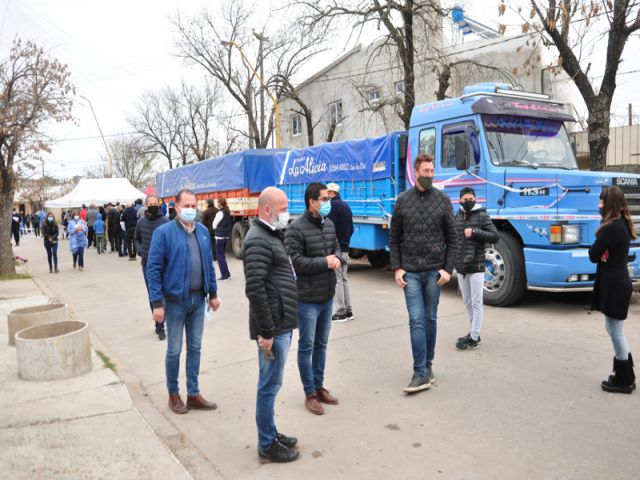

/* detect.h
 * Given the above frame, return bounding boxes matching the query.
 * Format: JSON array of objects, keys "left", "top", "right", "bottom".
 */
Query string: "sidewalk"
[{"left": 0, "top": 274, "right": 192, "bottom": 479}]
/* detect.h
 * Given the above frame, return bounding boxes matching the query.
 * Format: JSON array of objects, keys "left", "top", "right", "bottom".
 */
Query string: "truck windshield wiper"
[
  {"left": 500, "top": 160, "right": 538, "bottom": 169},
  {"left": 537, "top": 163, "right": 575, "bottom": 170}
]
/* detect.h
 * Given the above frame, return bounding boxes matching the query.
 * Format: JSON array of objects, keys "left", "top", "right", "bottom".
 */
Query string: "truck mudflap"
[{"left": 523, "top": 246, "right": 640, "bottom": 290}]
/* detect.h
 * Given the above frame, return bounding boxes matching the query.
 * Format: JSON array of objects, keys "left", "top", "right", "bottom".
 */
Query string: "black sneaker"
[
  {"left": 332, "top": 312, "right": 349, "bottom": 323},
  {"left": 427, "top": 367, "right": 436, "bottom": 383},
  {"left": 456, "top": 334, "right": 480, "bottom": 350},
  {"left": 258, "top": 440, "right": 300, "bottom": 463},
  {"left": 403, "top": 373, "right": 431, "bottom": 394},
  {"left": 158, "top": 330, "right": 166, "bottom": 341},
  {"left": 275, "top": 432, "right": 298, "bottom": 449},
  {"left": 345, "top": 308, "right": 355, "bottom": 321}
]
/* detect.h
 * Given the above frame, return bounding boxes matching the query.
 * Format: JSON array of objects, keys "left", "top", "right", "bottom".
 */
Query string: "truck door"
[{"left": 439, "top": 120, "right": 486, "bottom": 207}]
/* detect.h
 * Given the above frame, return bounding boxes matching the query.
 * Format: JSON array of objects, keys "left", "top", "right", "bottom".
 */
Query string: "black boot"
[
  {"left": 258, "top": 440, "right": 300, "bottom": 463},
  {"left": 602, "top": 353, "right": 636, "bottom": 394}
]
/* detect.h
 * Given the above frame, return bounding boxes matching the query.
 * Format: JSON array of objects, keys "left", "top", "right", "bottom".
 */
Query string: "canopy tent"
[{"left": 45, "top": 178, "right": 145, "bottom": 209}]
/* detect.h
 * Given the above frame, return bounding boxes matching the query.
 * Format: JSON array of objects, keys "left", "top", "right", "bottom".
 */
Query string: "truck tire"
[
  {"left": 231, "top": 221, "right": 247, "bottom": 260},
  {"left": 367, "top": 251, "right": 389, "bottom": 269},
  {"left": 483, "top": 231, "right": 526, "bottom": 307},
  {"left": 348, "top": 248, "right": 365, "bottom": 260}
]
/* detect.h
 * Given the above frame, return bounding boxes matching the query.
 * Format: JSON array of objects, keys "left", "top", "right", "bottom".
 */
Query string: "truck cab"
[{"left": 409, "top": 83, "right": 640, "bottom": 306}]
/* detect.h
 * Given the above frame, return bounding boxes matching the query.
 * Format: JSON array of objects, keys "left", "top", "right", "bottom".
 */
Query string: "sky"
[{"left": 1, "top": 0, "right": 640, "bottom": 180}]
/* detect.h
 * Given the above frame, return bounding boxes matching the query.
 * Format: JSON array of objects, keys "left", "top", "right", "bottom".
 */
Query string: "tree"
[
  {"left": 173, "top": 0, "right": 328, "bottom": 148},
  {"left": 103, "top": 137, "right": 156, "bottom": 189},
  {"left": 293, "top": 0, "right": 445, "bottom": 129},
  {"left": 0, "top": 39, "right": 74, "bottom": 275},
  {"left": 500, "top": 0, "right": 640, "bottom": 171}
]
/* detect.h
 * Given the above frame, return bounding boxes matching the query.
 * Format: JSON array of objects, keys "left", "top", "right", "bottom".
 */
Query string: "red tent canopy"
[{"left": 144, "top": 185, "right": 157, "bottom": 196}]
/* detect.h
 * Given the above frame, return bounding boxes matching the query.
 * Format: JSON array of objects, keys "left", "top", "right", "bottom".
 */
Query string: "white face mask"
[
  {"left": 74, "top": 215, "right": 80, "bottom": 221},
  {"left": 273, "top": 211, "right": 290, "bottom": 230}
]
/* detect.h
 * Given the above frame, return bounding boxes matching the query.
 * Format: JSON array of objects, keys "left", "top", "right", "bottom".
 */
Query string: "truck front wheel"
[
  {"left": 231, "top": 221, "right": 247, "bottom": 260},
  {"left": 483, "top": 231, "right": 526, "bottom": 307},
  {"left": 367, "top": 251, "right": 389, "bottom": 269}
]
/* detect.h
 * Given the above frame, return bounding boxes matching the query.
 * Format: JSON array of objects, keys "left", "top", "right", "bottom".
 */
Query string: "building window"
[
  {"left": 329, "top": 101, "right": 343, "bottom": 124},
  {"left": 395, "top": 80, "right": 405, "bottom": 95},
  {"left": 368, "top": 88, "right": 380, "bottom": 103},
  {"left": 291, "top": 114, "right": 302, "bottom": 136}
]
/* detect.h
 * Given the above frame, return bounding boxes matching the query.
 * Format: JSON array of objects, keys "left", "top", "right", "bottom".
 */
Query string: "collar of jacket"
[
  {"left": 304, "top": 209, "right": 324, "bottom": 226},
  {"left": 255, "top": 218, "right": 278, "bottom": 235},
  {"left": 413, "top": 185, "right": 433, "bottom": 197},
  {"left": 175, "top": 217, "right": 194, "bottom": 233}
]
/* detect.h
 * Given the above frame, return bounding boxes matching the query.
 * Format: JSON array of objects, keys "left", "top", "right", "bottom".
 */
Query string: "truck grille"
[{"left": 621, "top": 191, "right": 640, "bottom": 235}]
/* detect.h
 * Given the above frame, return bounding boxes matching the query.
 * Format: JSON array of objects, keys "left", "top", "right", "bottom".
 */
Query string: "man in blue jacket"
[{"left": 146, "top": 188, "right": 221, "bottom": 414}]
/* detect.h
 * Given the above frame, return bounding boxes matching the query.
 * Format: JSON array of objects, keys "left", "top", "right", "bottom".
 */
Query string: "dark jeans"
[
  {"left": 118, "top": 230, "right": 127, "bottom": 256},
  {"left": 208, "top": 229, "right": 217, "bottom": 261},
  {"left": 256, "top": 331, "right": 292, "bottom": 450},
  {"left": 44, "top": 241, "right": 58, "bottom": 270},
  {"left": 72, "top": 247, "right": 85, "bottom": 267},
  {"left": 88, "top": 226, "right": 95, "bottom": 247},
  {"left": 164, "top": 292, "right": 206, "bottom": 395},
  {"left": 33, "top": 225, "right": 40, "bottom": 237},
  {"left": 142, "top": 262, "right": 164, "bottom": 333},
  {"left": 297, "top": 299, "right": 333, "bottom": 396},
  {"left": 216, "top": 238, "right": 230, "bottom": 278},
  {"left": 109, "top": 232, "right": 117, "bottom": 251},
  {"left": 403, "top": 270, "right": 441, "bottom": 377},
  {"left": 11, "top": 227, "right": 19, "bottom": 245},
  {"left": 126, "top": 227, "right": 136, "bottom": 259}
]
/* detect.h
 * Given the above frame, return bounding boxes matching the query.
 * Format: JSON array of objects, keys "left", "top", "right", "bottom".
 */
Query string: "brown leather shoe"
[
  {"left": 168, "top": 394, "right": 188, "bottom": 414},
  {"left": 316, "top": 387, "right": 339, "bottom": 405},
  {"left": 305, "top": 394, "right": 324, "bottom": 415},
  {"left": 187, "top": 394, "right": 218, "bottom": 410}
]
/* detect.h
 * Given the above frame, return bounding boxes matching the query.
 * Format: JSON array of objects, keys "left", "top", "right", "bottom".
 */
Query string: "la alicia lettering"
[{"left": 288, "top": 156, "right": 328, "bottom": 177}]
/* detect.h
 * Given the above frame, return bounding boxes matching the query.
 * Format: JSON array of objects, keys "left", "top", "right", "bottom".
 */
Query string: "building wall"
[{"left": 571, "top": 125, "right": 640, "bottom": 172}]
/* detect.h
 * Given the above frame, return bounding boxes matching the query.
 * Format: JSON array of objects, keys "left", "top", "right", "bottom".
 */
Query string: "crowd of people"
[{"left": 9, "top": 153, "right": 636, "bottom": 464}]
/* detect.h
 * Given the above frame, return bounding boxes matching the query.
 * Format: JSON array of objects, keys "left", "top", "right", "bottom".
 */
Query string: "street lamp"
[
  {"left": 79, "top": 94, "right": 113, "bottom": 177},
  {"left": 221, "top": 39, "right": 281, "bottom": 149}
]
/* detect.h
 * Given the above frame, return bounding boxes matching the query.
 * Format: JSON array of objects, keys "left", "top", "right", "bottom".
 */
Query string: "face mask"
[
  {"left": 418, "top": 176, "right": 433, "bottom": 191},
  {"left": 47, "top": 217, "right": 54, "bottom": 222},
  {"left": 147, "top": 205, "right": 160, "bottom": 216},
  {"left": 274, "top": 211, "right": 290, "bottom": 230},
  {"left": 461, "top": 200, "right": 476, "bottom": 212},
  {"left": 179, "top": 207, "right": 197, "bottom": 223},
  {"left": 319, "top": 200, "right": 332, "bottom": 217},
  {"left": 599, "top": 207, "right": 604, "bottom": 217},
  {"left": 74, "top": 215, "right": 80, "bottom": 221}
]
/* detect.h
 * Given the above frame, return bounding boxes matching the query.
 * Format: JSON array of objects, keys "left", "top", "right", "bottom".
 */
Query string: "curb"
[{"left": 30, "top": 274, "right": 224, "bottom": 480}]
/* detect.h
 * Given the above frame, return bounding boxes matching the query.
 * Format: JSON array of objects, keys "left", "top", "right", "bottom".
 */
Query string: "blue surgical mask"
[
  {"left": 180, "top": 207, "right": 197, "bottom": 223},
  {"left": 319, "top": 200, "right": 331, "bottom": 217},
  {"left": 47, "top": 217, "right": 53, "bottom": 222}
]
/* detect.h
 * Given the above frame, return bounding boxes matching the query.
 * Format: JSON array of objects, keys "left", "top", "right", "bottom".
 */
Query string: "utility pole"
[{"left": 80, "top": 95, "right": 113, "bottom": 177}]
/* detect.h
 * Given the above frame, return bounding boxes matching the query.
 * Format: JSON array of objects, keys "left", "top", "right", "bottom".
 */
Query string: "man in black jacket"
[
  {"left": 326, "top": 183, "right": 354, "bottom": 322},
  {"left": 135, "top": 194, "right": 169, "bottom": 340},
  {"left": 122, "top": 202, "right": 138, "bottom": 261},
  {"left": 201, "top": 199, "right": 218, "bottom": 262},
  {"left": 244, "top": 187, "right": 299, "bottom": 463},
  {"left": 390, "top": 153, "right": 458, "bottom": 394},
  {"left": 285, "top": 182, "right": 341, "bottom": 416}
]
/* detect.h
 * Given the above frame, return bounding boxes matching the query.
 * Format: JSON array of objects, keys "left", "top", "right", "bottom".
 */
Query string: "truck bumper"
[{"left": 524, "top": 246, "right": 640, "bottom": 291}]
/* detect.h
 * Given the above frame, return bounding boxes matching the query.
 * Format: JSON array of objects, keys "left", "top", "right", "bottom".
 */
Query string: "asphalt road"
[{"left": 16, "top": 234, "right": 640, "bottom": 480}]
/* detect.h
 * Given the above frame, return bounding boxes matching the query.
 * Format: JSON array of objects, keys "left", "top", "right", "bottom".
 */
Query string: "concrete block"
[{"left": 7, "top": 303, "right": 68, "bottom": 346}]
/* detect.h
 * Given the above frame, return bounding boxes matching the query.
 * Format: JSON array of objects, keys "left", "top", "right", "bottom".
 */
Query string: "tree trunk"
[
  {"left": 587, "top": 97, "right": 612, "bottom": 171},
  {"left": 400, "top": 3, "right": 415, "bottom": 129},
  {"left": 0, "top": 187, "right": 16, "bottom": 276},
  {"left": 435, "top": 64, "right": 451, "bottom": 101}
]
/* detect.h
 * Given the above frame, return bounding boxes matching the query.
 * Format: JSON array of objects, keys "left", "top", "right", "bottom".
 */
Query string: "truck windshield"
[{"left": 482, "top": 115, "right": 577, "bottom": 169}]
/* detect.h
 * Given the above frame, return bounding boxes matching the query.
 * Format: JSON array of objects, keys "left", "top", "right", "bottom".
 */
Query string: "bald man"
[{"left": 243, "top": 187, "right": 300, "bottom": 463}]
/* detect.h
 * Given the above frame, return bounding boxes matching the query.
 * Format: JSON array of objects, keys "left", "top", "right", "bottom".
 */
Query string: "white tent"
[{"left": 45, "top": 178, "right": 145, "bottom": 208}]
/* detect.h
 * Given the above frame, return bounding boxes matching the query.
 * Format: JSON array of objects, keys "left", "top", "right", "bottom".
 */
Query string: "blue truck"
[{"left": 157, "top": 82, "right": 640, "bottom": 306}]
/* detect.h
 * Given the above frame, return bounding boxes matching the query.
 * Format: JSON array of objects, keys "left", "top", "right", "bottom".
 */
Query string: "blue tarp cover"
[{"left": 156, "top": 134, "right": 398, "bottom": 197}]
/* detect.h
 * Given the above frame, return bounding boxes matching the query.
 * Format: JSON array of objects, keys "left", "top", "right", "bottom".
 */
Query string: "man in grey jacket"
[
  {"left": 285, "top": 182, "right": 341, "bottom": 416},
  {"left": 86, "top": 203, "right": 99, "bottom": 248},
  {"left": 244, "top": 187, "right": 299, "bottom": 463},
  {"left": 389, "top": 153, "right": 458, "bottom": 394}
]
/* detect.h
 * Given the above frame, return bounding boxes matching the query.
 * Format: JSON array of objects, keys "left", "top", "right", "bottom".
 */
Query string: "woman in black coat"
[
  {"left": 42, "top": 212, "right": 60, "bottom": 273},
  {"left": 589, "top": 186, "right": 636, "bottom": 394}
]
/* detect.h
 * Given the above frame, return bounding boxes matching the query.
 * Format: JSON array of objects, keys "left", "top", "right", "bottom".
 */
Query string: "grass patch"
[
  {"left": 0, "top": 272, "right": 31, "bottom": 281},
  {"left": 95, "top": 350, "right": 117, "bottom": 372}
]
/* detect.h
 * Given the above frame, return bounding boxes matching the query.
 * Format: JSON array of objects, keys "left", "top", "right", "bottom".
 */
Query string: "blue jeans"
[
  {"left": 605, "top": 316, "right": 630, "bottom": 360},
  {"left": 256, "top": 331, "right": 292, "bottom": 451},
  {"left": 164, "top": 291, "right": 205, "bottom": 395},
  {"left": 403, "top": 271, "right": 441, "bottom": 377},
  {"left": 297, "top": 300, "right": 333, "bottom": 396},
  {"left": 44, "top": 241, "right": 58, "bottom": 270},
  {"left": 72, "top": 247, "right": 84, "bottom": 268}
]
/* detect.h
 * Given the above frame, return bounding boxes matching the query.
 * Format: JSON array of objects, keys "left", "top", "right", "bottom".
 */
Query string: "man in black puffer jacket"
[
  {"left": 454, "top": 186, "right": 498, "bottom": 351},
  {"left": 390, "top": 153, "right": 458, "bottom": 395},
  {"left": 244, "top": 187, "right": 300, "bottom": 464},
  {"left": 135, "top": 194, "right": 169, "bottom": 340},
  {"left": 285, "top": 182, "right": 342, "bottom": 416}
]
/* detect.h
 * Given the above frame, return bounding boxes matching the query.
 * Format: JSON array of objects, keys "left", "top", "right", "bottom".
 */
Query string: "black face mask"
[
  {"left": 147, "top": 205, "right": 160, "bottom": 217},
  {"left": 417, "top": 176, "right": 433, "bottom": 191},
  {"left": 598, "top": 207, "right": 604, "bottom": 217},
  {"left": 461, "top": 200, "right": 476, "bottom": 212}
]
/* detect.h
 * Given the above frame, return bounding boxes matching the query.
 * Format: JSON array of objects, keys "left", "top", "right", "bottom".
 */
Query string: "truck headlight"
[{"left": 550, "top": 224, "right": 580, "bottom": 244}]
